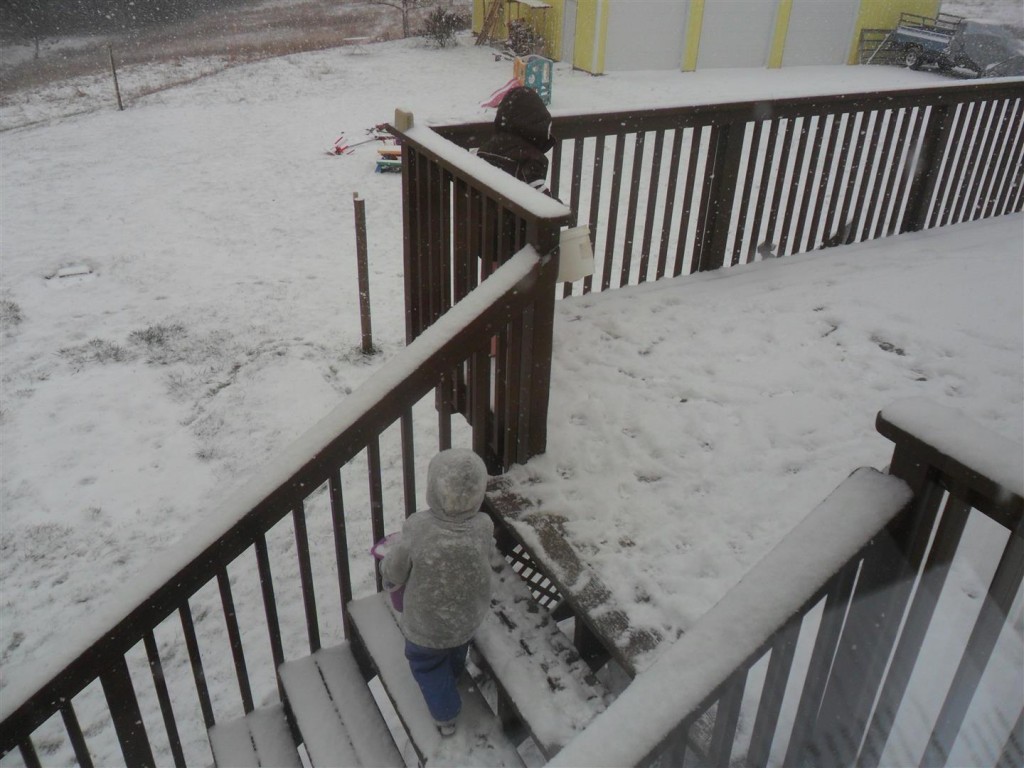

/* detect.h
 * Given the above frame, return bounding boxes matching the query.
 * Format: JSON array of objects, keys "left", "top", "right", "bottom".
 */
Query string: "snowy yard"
[{"left": 1, "top": 4, "right": 1023, "bottom": 765}]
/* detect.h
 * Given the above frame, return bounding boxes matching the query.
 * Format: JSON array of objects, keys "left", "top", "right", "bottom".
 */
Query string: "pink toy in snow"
[{"left": 371, "top": 532, "right": 405, "bottom": 611}]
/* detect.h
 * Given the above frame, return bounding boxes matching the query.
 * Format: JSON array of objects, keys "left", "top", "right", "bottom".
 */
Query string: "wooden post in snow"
[
  {"left": 108, "top": 44, "right": 124, "bottom": 111},
  {"left": 353, "top": 192, "right": 374, "bottom": 355}
]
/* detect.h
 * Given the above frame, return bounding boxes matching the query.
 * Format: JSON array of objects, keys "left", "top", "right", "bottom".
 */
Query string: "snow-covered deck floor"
[{"left": 503, "top": 214, "right": 1021, "bottom": 650}]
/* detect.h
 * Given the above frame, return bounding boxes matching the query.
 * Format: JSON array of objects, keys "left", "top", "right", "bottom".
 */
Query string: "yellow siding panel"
[
  {"left": 682, "top": 0, "right": 705, "bottom": 72},
  {"left": 768, "top": 0, "right": 793, "bottom": 69}
]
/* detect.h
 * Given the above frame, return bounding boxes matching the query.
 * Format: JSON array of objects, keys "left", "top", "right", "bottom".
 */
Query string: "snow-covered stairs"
[
  {"left": 475, "top": 552, "right": 610, "bottom": 758},
  {"left": 348, "top": 592, "right": 527, "bottom": 767},
  {"left": 278, "top": 645, "right": 404, "bottom": 767},
  {"left": 209, "top": 549, "right": 608, "bottom": 766},
  {"left": 208, "top": 643, "right": 401, "bottom": 768}
]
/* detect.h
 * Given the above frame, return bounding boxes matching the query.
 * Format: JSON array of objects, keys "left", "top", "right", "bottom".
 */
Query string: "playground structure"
[{"left": 483, "top": 54, "right": 553, "bottom": 107}]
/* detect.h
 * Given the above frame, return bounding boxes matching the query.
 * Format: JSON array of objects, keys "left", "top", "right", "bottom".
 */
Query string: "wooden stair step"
[
  {"left": 348, "top": 592, "right": 525, "bottom": 767},
  {"left": 474, "top": 551, "right": 610, "bottom": 758},
  {"left": 208, "top": 703, "right": 302, "bottom": 768},
  {"left": 278, "top": 643, "right": 403, "bottom": 767}
]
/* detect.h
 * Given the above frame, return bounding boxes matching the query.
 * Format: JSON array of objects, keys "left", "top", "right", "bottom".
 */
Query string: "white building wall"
[
  {"left": 603, "top": 0, "right": 690, "bottom": 71},
  {"left": 783, "top": 0, "right": 860, "bottom": 66},
  {"left": 697, "top": 0, "right": 777, "bottom": 69}
]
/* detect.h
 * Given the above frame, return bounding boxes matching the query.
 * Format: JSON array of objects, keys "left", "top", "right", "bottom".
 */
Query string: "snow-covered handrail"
[
  {"left": 397, "top": 122, "right": 570, "bottom": 223},
  {"left": 0, "top": 249, "right": 546, "bottom": 747},
  {"left": 877, "top": 397, "right": 1023, "bottom": 511},
  {"left": 548, "top": 468, "right": 914, "bottom": 768}
]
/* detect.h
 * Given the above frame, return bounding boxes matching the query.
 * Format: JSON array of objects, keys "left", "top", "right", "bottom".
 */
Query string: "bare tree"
[{"left": 367, "top": 0, "right": 430, "bottom": 39}]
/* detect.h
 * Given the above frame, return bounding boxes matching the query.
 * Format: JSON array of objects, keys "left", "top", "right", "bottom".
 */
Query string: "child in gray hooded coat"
[{"left": 380, "top": 449, "right": 494, "bottom": 736}]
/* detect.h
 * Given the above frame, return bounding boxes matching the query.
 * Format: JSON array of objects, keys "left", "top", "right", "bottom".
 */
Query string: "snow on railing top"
[
  {"left": 878, "top": 397, "right": 1024, "bottom": 503},
  {"left": 0, "top": 248, "right": 543, "bottom": 722},
  {"left": 399, "top": 121, "right": 571, "bottom": 222},
  {"left": 549, "top": 468, "right": 914, "bottom": 768}
]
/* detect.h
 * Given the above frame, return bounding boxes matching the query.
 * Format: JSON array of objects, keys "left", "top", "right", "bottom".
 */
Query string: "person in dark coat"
[{"left": 477, "top": 86, "right": 555, "bottom": 193}]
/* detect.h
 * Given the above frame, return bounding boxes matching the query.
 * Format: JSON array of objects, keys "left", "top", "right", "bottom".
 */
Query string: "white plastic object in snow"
[{"left": 557, "top": 225, "right": 594, "bottom": 283}]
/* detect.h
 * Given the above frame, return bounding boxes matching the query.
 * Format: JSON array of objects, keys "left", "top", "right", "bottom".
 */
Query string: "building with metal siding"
[{"left": 473, "top": 0, "right": 943, "bottom": 73}]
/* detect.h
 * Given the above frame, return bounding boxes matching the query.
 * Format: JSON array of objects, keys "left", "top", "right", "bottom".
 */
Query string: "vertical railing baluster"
[
  {"left": 503, "top": 313, "right": 524, "bottom": 465},
  {"left": 292, "top": 504, "right": 321, "bottom": 652},
  {"left": 953, "top": 100, "right": 993, "bottom": 225},
  {"left": 763, "top": 118, "right": 796, "bottom": 255},
  {"left": 638, "top": 129, "right": 665, "bottom": 283},
  {"left": 60, "top": 702, "right": 95, "bottom": 768},
  {"left": 988, "top": 98, "right": 1024, "bottom": 217},
  {"left": 493, "top": 321, "right": 509, "bottom": 464},
  {"left": 563, "top": 137, "right": 586, "bottom": 298},
  {"left": 179, "top": 601, "right": 215, "bottom": 730},
  {"left": 923, "top": 516, "right": 1024, "bottom": 768},
  {"left": 673, "top": 127, "right": 702, "bottom": 276},
  {"left": 732, "top": 120, "right": 765, "bottom": 266},
  {"left": 328, "top": 475, "right": 353, "bottom": 636},
  {"left": 886, "top": 107, "right": 926, "bottom": 238},
  {"left": 253, "top": 533, "right": 286, "bottom": 678},
  {"left": 857, "top": 495, "right": 971, "bottom": 768},
  {"left": 656, "top": 128, "right": 684, "bottom": 277},
  {"left": 808, "top": 112, "right": 849, "bottom": 248},
  {"left": 438, "top": 373, "right": 453, "bottom": 451},
  {"left": 19, "top": 739, "right": 42, "bottom": 768},
  {"left": 783, "top": 558, "right": 860, "bottom": 767},
  {"left": 964, "top": 99, "right": 1007, "bottom": 223},
  {"left": 848, "top": 110, "right": 885, "bottom": 245},
  {"left": 901, "top": 102, "right": 952, "bottom": 233},
  {"left": 874, "top": 108, "right": 912, "bottom": 237},
  {"left": 584, "top": 136, "right": 606, "bottom": 294},
  {"left": 217, "top": 568, "right": 254, "bottom": 713},
  {"left": 143, "top": 631, "right": 186, "bottom": 767},
  {"left": 700, "top": 119, "right": 746, "bottom": 271},
  {"left": 980, "top": 98, "right": 1019, "bottom": 218},
  {"left": 938, "top": 101, "right": 979, "bottom": 228},
  {"left": 833, "top": 111, "right": 870, "bottom": 244},
  {"left": 619, "top": 131, "right": 647, "bottom": 286},
  {"left": 860, "top": 109, "right": 900, "bottom": 242},
  {"left": 747, "top": 118, "right": 781, "bottom": 261},
  {"left": 708, "top": 668, "right": 748, "bottom": 767},
  {"left": 789, "top": 114, "right": 825, "bottom": 255},
  {"left": 778, "top": 113, "right": 814, "bottom": 254},
  {"left": 403, "top": 145, "right": 422, "bottom": 342},
  {"left": 550, "top": 139, "right": 563, "bottom": 201},
  {"left": 819, "top": 112, "right": 855, "bottom": 245},
  {"left": 926, "top": 102, "right": 970, "bottom": 229},
  {"left": 100, "top": 656, "right": 156, "bottom": 767},
  {"left": 471, "top": 346, "right": 491, "bottom": 465},
  {"left": 601, "top": 134, "right": 626, "bottom": 291},
  {"left": 401, "top": 408, "right": 417, "bottom": 518},
  {"left": 746, "top": 618, "right": 800, "bottom": 768}
]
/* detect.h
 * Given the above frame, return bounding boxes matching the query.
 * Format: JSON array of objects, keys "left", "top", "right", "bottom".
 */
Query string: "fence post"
[
  {"left": 698, "top": 120, "right": 747, "bottom": 272},
  {"left": 901, "top": 101, "right": 956, "bottom": 233},
  {"left": 353, "top": 193, "right": 374, "bottom": 354},
  {"left": 107, "top": 44, "right": 124, "bottom": 111},
  {"left": 523, "top": 224, "right": 560, "bottom": 463}
]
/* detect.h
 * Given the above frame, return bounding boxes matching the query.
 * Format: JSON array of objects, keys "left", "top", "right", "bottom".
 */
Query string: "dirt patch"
[{"left": 1, "top": 0, "right": 443, "bottom": 98}]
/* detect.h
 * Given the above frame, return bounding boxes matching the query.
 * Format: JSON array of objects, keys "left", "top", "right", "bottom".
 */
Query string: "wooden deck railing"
[
  {"left": 397, "top": 120, "right": 571, "bottom": 472},
  {"left": 548, "top": 398, "right": 1023, "bottom": 768},
  {"left": 437, "top": 79, "right": 1023, "bottom": 297},
  {"left": 0, "top": 249, "right": 552, "bottom": 768}
]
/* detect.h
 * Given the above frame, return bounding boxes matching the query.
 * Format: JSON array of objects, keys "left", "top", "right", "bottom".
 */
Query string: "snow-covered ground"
[{"left": 1, "top": 5, "right": 1022, "bottom": 765}]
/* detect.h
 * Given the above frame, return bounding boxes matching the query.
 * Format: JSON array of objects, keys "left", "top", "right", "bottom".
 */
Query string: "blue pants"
[{"left": 404, "top": 640, "right": 470, "bottom": 724}]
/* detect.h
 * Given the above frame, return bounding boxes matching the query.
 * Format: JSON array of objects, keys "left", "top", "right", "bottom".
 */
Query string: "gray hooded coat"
[{"left": 380, "top": 450, "right": 494, "bottom": 649}]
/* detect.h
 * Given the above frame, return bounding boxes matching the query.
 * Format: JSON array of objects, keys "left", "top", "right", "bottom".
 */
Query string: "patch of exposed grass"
[
  {"left": 1, "top": 299, "right": 23, "bottom": 328},
  {"left": 129, "top": 322, "right": 186, "bottom": 348},
  {"left": 58, "top": 338, "right": 133, "bottom": 368}
]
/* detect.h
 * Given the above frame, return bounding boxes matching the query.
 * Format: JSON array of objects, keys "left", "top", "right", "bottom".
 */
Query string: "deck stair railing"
[
  {"left": 0, "top": 243, "right": 561, "bottom": 766},
  {"left": 547, "top": 398, "right": 1023, "bottom": 768},
  {"left": 436, "top": 79, "right": 1023, "bottom": 298}
]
